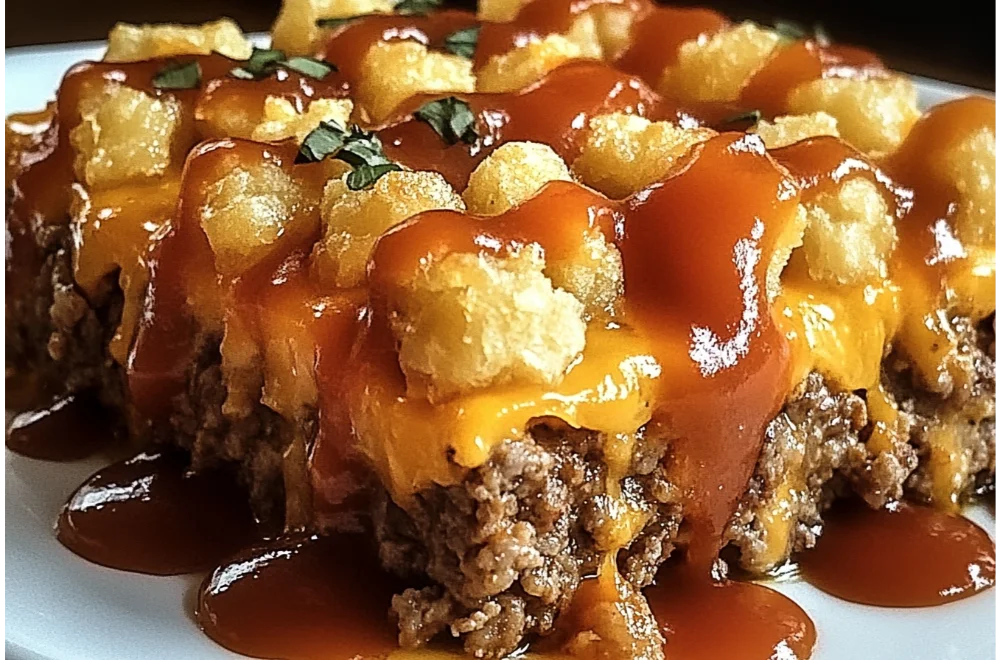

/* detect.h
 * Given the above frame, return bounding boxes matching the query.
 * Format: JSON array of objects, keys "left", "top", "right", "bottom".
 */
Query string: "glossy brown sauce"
[
  {"left": 197, "top": 533, "right": 402, "bottom": 660},
  {"left": 620, "top": 134, "right": 796, "bottom": 570},
  {"left": 366, "top": 134, "right": 796, "bottom": 572},
  {"left": 380, "top": 60, "right": 666, "bottom": 189},
  {"left": 647, "top": 572, "right": 816, "bottom": 660},
  {"left": 798, "top": 501, "right": 996, "bottom": 607},
  {"left": 615, "top": 6, "right": 727, "bottom": 86},
  {"left": 5, "top": 3, "right": 997, "bottom": 659},
  {"left": 740, "top": 39, "right": 885, "bottom": 118},
  {"left": 322, "top": 10, "right": 478, "bottom": 90},
  {"left": 475, "top": 0, "right": 648, "bottom": 67},
  {"left": 885, "top": 96, "right": 995, "bottom": 292},
  {"left": 5, "top": 394, "right": 118, "bottom": 461},
  {"left": 57, "top": 451, "right": 258, "bottom": 574}
]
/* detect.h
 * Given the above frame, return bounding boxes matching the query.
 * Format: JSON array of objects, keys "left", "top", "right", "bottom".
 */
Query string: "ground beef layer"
[
  {"left": 7, "top": 214, "right": 995, "bottom": 658},
  {"left": 5, "top": 218, "right": 123, "bottom": 409},
  {"left": 727, "top": 317, "right": 995, "bottom": 574},
  {"left": 159, "top": 341, "right": 316, "bottom": 524},
  {"left": 377, "top": 421, "right": 677, "bottom": 659}
]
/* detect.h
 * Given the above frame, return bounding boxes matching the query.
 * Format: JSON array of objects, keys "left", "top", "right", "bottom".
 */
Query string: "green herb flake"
[
  {"left": 444, "top": 26, "right": 480, "bottom": 58},
  {"left": 414, "top": 97, "right": 478, "bottom": 146},
  {"left": 813, "top": 23, "right": 831, "bottom": 47},
  {"left": 316, "top": 16, "right": 361, "bottom": 29},
  {"left": 283, "top": 57, "right": 337, "bottom": 80},
  {"left": 297, "top": 123, "right": 402, "bottom": 189},
  {"left": 152, "top": 60, "right": 202, "bottom": 90},
  {"left": 297, "top": 121, "right": 349, "bottom": 163},
  {"left": 773, "top": 20, "right": 830, "bottom": 45},
  {"left": 721, "top": 109, "right": 762, "bottom": 126},
  {"left": 230, "top": 47, "right": 287, "bottom": 80},
  {"left": 346, "top": 162, "right": 403, "bottom": 190},
  {"left": 394, "top": 0, "right": 442, "bottom": 16},
  {"left": 773, "top": 20, "right": 808, "bottom": 41}
]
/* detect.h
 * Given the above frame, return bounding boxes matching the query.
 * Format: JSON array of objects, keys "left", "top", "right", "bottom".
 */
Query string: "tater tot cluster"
[
  {"left": 573, "top": 113, "right": 715, "bottom": 198},
  {"left": 251, "top": 97, "right": 355, "bottom": 145},
  {"left": 477, "top": 35, "right": 585, "bottom": 94},
  {"left": 941, "top": 127, "right": 996, "bottom": 247},
  {"left": 660, "top": 22, "right": 783, "bottom": 103},
  {"left": 752, "top": 112, "right": 840, "bottom": 149},
  {"left": 799, "top": 177, "right": 897, "bottom": 285},
  {"left": 70, "top": 82, "right": 191, "bottom": 189},
  {"left": 312, "top": 170, "right": 466, "bottom": 288},
  {"left": 104, "top": 18, "right": 253, "bottom": 62},
  {"left": 391, "top": 245, "right": 587, "bottom": 402},
  {"left": 463, "top": 141, "right": 573, "bottom": 215},
  {"left": 199, "top": 162, "right": 313, "bottom": 277},
  {"left": 788, "top": 77, "right": 921, "bottom": 156},
  {"left": 545, "top": 228, "right": 625, "bottom": 318},
  {"left": 357, "top": 41, "right": 476, "bottom": 122},
  {"left": 272, "top": 0, "right": 394, "bottom": 55}
]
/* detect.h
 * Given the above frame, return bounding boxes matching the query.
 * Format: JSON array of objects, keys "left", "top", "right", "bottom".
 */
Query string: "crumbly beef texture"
[
  {"left": 161, "top": 341, "right": 317, "bottom": 524},
  {"left": 890, "top": 316, "right": 996, "bottom": 503},
  {"left": 377, "top": 421, "right": 677, "bottom": 659},
  {"left": 5, "top": 218, "right": 124, "bottom": 409},
  {"left": 727, "top": 317, "right": 996, "bottom": 574},
  {"left": 725, "top": 372, "right": 916, "bottom": 573}
]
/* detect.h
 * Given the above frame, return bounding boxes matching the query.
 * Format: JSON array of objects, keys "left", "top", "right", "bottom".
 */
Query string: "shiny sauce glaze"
[
  {"left": 197, "top": 534, "right": 403, "bottom": 660},
  {"left": 57, "top": 451, "right": 258, "bottom": 574},
  {"left": 740, "top": 39, "right": 886, "bottom": 118},
  {"left": 4, "top": 3, "right": 997, "bottom": 660},
  {"left": 379, "top": 60, "right": 666, "bottom": 189},
  {"left": 5, "top": 394, "right": 118, "bottom": 461},
  {"left": 647, "top": 571, "right": 816, "bottom": 660},
  {"left": 474, "top": 0, "right": 649, "bottom": 67},
  {"left": 321, "top": 10, "right": 478, "bottom": 89},
  {"left": 615, "top": 5, "right": 728, "bottom": 86},
  {"left": 798, "top": 501, "right": 996, "bottom": 607}
]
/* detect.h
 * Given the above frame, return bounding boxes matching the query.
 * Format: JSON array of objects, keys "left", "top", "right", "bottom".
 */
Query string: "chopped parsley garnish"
[
  {"left": 316, "top": 16, "right": 360, "bottom": 29},
  {"left": 231, "top": 48, "right": 335, "bottom": 81},
  {"left": 414, "top": 97, "right": 478, "bottom": 145},
  {"left": 721, "top": 109, "right": 762, "bottom": 126},
  {"left": 346, "top": 162, "right": 403, "bottom": 190},
  {"left": 297, "top": 122, "right": 402, "bottom": 190},
  {"left": 152, "top": 60, "right": 202, "bottom": 90},
  {"left": 444, "top": 26, "right": 480, "bottom": 59},
  {"left": 394, "top": 0, "right": 442, "bottom": 15},
  {"left": 299, "top": 121, "right": 349, "bottom": 162},
  {"left": 283, "top": 56, "right": 337, "bottom": 79},
  {"left": 773, "top": 20, "right": 830, "bottom": 46}
]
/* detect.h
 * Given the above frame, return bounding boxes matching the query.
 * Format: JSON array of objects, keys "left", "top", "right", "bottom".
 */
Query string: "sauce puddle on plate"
[
  {"left": 197, "top": 533, "right": 403, "bottom": 660},
  {"left": 798, "top": 500, "right": 996, "bottom": 607},
  {"left": 57, "top": 450, "right": 258, "bottom": 575},
  {"left": 6, "top": 393, "right": 119, "bottom": 461},
  {"left": 647, "top": 570, "right": 816, "bottom": 660}
]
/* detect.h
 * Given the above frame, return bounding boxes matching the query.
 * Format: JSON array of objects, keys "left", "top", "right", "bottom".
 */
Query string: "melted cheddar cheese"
[{"left": 348, "top": 325, "right": 660, "bottom": 502}]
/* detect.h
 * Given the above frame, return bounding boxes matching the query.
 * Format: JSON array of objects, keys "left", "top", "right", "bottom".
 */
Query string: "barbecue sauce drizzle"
[{"left": 4, "top": 2, "right": 996, "bottom": 658}]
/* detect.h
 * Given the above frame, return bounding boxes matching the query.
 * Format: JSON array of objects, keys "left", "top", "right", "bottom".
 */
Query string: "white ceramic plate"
[{"left": 4, "top": 40, "right": 996, "bottom": 660}]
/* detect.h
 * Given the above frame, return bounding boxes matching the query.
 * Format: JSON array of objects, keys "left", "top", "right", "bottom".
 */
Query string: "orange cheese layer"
[{"left": 347, "top": 325, "right": 660, "bottom": 503}]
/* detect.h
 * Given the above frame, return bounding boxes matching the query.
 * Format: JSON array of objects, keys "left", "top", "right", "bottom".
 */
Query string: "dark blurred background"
[{"left": 6, "top": 0, "right": 995, "bottom": 90}]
